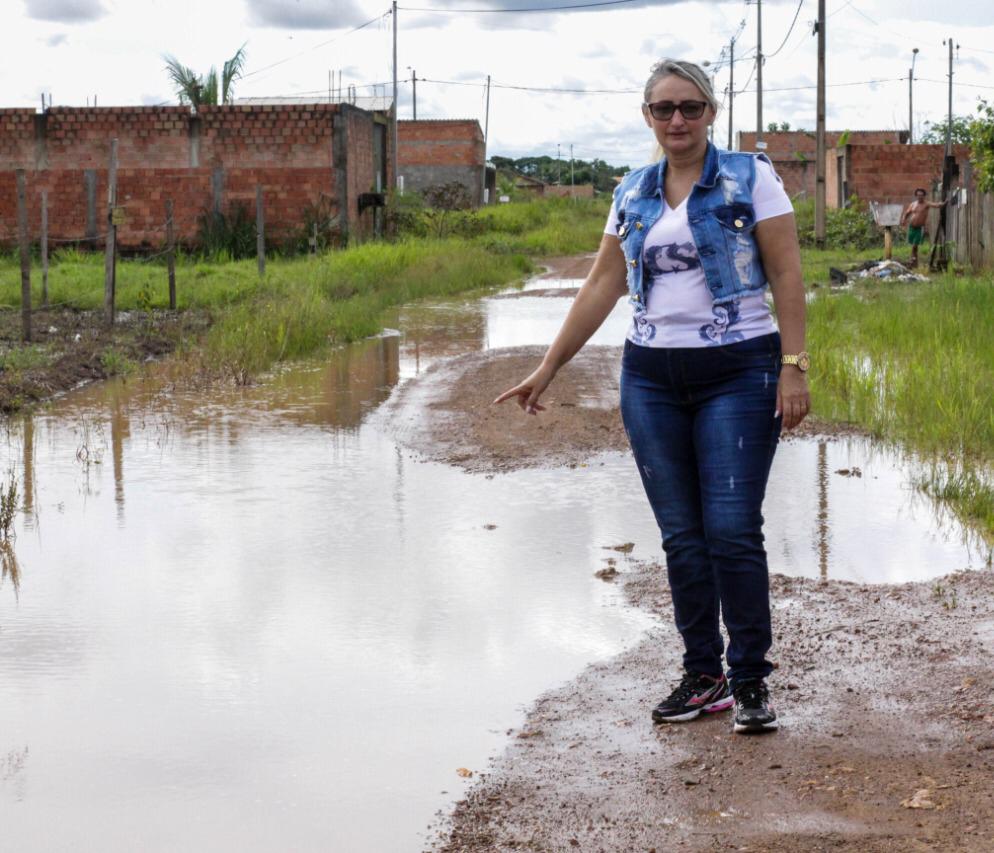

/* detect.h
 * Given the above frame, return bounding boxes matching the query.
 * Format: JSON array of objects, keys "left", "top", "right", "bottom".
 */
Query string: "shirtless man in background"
[{"left": 900, "top": 188, "right": 946, "bottom": 267}]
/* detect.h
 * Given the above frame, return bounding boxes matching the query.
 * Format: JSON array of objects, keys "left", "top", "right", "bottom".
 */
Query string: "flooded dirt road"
[
  {"left": 0, "top": 256, "right": 988, "bottom": 852},
  {"left": 430, "top": 563, "right": 994, "bottom": 852}
]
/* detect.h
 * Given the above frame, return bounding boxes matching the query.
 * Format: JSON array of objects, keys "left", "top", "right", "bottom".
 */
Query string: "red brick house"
[
  {"left": 0, "top": 103, "right": 390, "bottom": 249},
  {"left": 397, "top": 119, "right": 489, "bottom": 206}
]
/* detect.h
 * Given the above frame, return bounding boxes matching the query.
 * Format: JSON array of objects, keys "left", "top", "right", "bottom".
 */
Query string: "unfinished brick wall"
[
  {"left": 737, "top": 130, "right": 910, "bottom": 199},
  {"left": 397, "top": 119, "right": 486, "bottom": 205},
  {"left": 832, "top": 143, "right": 971, "bottom": 207},
  {"left": 0, "top": 103, "right": 388, "bottom": 249},
  {"left": 737, "top": 129, "right": 908, "bottom": 156}
]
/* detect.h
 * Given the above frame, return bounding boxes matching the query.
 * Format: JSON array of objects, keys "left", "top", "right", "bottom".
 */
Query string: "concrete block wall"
[
  {"left": 397, "top": 119, "right": 486, "bottom": 206},
  {"left": 0, "top": 103, "right": 386, "bottom": 249}
]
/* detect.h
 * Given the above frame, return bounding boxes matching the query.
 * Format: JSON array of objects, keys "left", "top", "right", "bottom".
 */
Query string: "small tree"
[
  {"left": 969, "top": 99, "right": 994, "bottom": 193},
  {"left": 920, "top": 115, "right": 973, "bottom": 145},
  {"left": 164, "top": 44, "right": 247, "bottom": 108},
  {"left": 422, "top": 182, "right": 473, "bottom": 238}
]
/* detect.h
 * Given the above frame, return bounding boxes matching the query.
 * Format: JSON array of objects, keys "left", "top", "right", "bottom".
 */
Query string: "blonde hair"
[
  {"left": 643, "top": 59, "right": 719, "bottom": 112},
  {"left": 644, "top": 59, "right": 718, "bottom": 161}
]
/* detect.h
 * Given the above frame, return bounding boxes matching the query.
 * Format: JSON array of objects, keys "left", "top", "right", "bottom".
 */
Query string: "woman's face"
[{"left": 643, "top": 74, "right": 715, "bottom": 158}]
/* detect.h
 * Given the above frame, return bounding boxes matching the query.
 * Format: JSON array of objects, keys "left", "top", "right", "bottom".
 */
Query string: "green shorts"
[{"left": 907, "top": 226, "right": 924, "bottom": 246}]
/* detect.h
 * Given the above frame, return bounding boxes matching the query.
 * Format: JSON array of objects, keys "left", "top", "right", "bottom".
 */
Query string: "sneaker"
[
  {"left": 651, "top": 670, "right": 733, "bottom": 723},
  {"left": 732, "top": 679, "right": 779, "bottom": 733}
]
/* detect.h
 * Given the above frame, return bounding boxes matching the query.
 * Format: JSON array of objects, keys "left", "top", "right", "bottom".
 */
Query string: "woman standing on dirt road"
[{"left": 494, "top": 59, "right": 809, "bottom": 734}]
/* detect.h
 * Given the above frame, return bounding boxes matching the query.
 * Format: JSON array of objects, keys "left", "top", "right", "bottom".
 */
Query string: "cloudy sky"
[{"left": 6, "top": 0, "right": 994, "bottom": 166}]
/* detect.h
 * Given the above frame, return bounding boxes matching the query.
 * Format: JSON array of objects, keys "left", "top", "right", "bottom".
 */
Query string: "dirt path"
[
  {"left": 428, "top": 564, "right": 994, "bottom": 852},
  {"left": 391, "top": 336, "right": 994, "bottom": 852}
]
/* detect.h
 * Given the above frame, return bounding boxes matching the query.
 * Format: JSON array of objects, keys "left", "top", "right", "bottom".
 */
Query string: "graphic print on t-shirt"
[
  {"left": 631, "top": 302, "right": 656, "bottom": 343},
  {"left": 645, "top": 242, "right": 701, "bottom": 276},
  {"left": 642, "top": 238, "right": 746, "bottom": 345},
  {"left": 699, "top": 299, "right": 744, "bottom": 345}
]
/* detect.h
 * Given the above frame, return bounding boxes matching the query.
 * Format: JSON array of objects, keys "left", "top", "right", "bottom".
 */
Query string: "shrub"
[
  {"left": 793, "top": 196, "right": 880, "bottom": 250},
  {"left": 196, "top": 202, "right": 257, "bottom": 259}
]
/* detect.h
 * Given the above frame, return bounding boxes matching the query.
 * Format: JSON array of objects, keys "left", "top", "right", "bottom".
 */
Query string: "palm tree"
[{"left": 164, "top": 44, "right": 247, "bottom": 108}]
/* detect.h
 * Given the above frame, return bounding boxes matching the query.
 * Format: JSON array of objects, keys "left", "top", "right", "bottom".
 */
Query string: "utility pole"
[
  {"left": 756, "top": 0, "right": 764, "bottom": 147},
  {"left": 484, "top": 74, "right": 491, "bottom": 144},
  {"left": 815, "top": 0, "right": 826, "bottom": 249},
  {"left": 392, "top": 0, "right": 398, "bottom": 191},
  {"left": 569, "top": 143, "right": 574, "bottom": 194},
  {"left": 933, "top": 37, "right": 959, "bottom": 271},
  {"left": 727, "top": 36, "right": 735, "bottom": 150},
  {"left": 412, "top": 68, "right": 417, "bottom": 120},
  {"left": 483, "top": 75, "right": 491, "bottom": 206},
  {"left": 557, "top": 143, "right": 562, "bottom": 184},
  {"left": 908, "top": 47, "right": 918, "bottom": 143},
  {"left": 943, "top": 36, "right": 958, "bottom": 157}
]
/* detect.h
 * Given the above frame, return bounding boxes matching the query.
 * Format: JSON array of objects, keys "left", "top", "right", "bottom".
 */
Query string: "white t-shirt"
[{"left": 605, "top": 157, "right": 794, "bottom": 348}]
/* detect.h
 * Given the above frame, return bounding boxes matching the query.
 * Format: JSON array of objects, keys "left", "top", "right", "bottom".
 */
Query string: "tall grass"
[
  {"left": 807, "top": 272, "right": 994, "bottom": 539},
  {"left": 202, "top": 240, "right": 532, "bottom": 379}
]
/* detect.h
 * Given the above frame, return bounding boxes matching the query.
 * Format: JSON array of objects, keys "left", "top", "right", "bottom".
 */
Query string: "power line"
[
  {"left": 399, "top": 0, "right": 641, "bottom": 12},
  {"left": 739, "top": 76, "right": 902, "bottom": 94},
  {"left": 918, "top": 76, "right": 994, "bottom": 92},
  {"left": 959, "top": 44, "right": 994, "bottom": 56},
  {"left": 419, "top": 76, "right": 641, "bottom": 93},
  {"left": 840, "top": 0, "right": 879, "bottom": 26},
  {"left": 765, "top": 0, "right": 805, "bottom": 59},
  {"left": 240, "top": 11, "right": 391, "bottom": 82},
  {"left": 737, "top": 61, "right": 757, "bottom": 96}
]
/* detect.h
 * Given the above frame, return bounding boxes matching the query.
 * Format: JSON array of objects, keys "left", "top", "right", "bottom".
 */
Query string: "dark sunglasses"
[{"left": 644, "top": 100, "right": 708, "bottom": 121}]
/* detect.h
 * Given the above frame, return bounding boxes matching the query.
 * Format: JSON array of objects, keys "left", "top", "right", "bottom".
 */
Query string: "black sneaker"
[
  {"left": 651, "top": 670, "right": 733, "bottom": 723},
  {"left": 732, "top": 679, "right": 779, "bottom": 733}
]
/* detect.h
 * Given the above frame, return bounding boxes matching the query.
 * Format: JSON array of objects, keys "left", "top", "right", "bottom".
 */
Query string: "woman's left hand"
[{"left": 776, "top": 369, "right": 810, "bottom": 430}]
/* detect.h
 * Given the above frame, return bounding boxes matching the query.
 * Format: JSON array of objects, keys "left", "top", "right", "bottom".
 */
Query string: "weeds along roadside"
[
  {"left": 2, "top": 197, "right": 992, "bottom": 543},
  {"left": 0, "top": 197, "right": 606, "bottom": 386},
  {"left": 805, "top": 267, "right": 994, "bottom": 543}
]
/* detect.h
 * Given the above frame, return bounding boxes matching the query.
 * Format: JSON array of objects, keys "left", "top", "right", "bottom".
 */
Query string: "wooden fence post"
[
  {"left": 40, "top": 190, "right": 49, "bottom": 309},
  {"left": 104, "top": 138, "right": 118, "bottom": 326},
  {"left": 256, "top": 186, "right": 265, "bottom": 277},
  {"left": 165, "top": 199, "right": 176, "bottom": 310},
  {"left": 15, "top": 170, "right": 31, "bottom": 343}
]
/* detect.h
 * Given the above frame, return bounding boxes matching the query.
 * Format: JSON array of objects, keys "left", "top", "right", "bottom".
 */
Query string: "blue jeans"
[{"left": 620, "top": 333, "right": 782, "bottom": 686}]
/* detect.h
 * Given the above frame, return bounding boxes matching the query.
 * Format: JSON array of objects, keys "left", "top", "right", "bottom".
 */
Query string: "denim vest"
[{"left": 612, "top": 142, "right": 774, "bottom": 308}]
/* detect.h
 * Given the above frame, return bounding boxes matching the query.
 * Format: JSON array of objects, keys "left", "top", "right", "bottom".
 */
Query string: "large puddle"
[{"left": 0, "top": 263, "right": 983, "bottom": 852}]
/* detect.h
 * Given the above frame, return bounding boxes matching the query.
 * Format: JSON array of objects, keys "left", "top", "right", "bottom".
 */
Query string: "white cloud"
[
  {"left": 46, "top": 32, "right": 69, "bottom": 46},
  {"left": 24, "top": 0, "right": 106, "bottom": 22},
  {"left": 247, "top": 0, "right": 368, "bottom": 29}
]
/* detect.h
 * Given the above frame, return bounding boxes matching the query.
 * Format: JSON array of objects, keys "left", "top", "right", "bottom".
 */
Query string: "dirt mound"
[{"left": 377, "top": 345, "right": 629, "bottom": 474}]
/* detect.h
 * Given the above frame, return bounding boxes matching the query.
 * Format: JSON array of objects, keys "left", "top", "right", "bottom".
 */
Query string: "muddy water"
[{"left": 0, "top": 264, "right": 981, "bottom": 852}]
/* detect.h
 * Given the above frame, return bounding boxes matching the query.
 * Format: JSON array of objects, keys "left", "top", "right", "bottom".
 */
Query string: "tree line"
[{"left": 490, "top": 155, "right": 631, "bottom": 194}]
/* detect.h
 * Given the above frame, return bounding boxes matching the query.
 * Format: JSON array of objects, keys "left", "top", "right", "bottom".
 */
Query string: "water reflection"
[
  {"left": 21, "top": 419, "right": 35, "bottom": 530},
  {"left": 0, "top": 540, "right": 20, "bottom": 599},
  {"left": 817, "top": 440, "right": 829, "bottom": 582},
  {"left": 0, "top": 268, "right": 984, "bottom": 852}
]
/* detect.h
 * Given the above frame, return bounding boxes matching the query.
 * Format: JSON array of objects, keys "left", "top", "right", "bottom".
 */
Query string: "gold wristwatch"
[{"left": 782, "top": 352, "right": 810, "bottom": 372}]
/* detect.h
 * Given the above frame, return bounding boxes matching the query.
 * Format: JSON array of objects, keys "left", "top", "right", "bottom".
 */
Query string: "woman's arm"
[
  {"left": 755, "top": 211, "right": 811, "bottom": 430},
  {"left": 493, "top": 233, "right": 628, "bottom": 414}
]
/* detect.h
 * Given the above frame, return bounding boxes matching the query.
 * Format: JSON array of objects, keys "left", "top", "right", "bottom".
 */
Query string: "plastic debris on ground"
[{"left": 846, "top": 259, "right": 930, "bottom": 283}]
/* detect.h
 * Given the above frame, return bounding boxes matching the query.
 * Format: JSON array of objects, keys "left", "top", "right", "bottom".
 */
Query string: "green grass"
[
  {"left": 807, "top": 269, "right": 994, "bottom": 540},
  {"left": 0, "top": 344, "right": 49, "bottom": 373},
  {"left": 5, "top": 199, "right": 993, "bottom": 541},
  {"left": 199, "top": 240, "right": 532, "bottom": 379}
]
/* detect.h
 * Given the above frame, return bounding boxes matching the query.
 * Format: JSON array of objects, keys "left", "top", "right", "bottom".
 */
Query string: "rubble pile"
[{"left": 827, "top": 259, "right": 930, "bottom": 287}]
